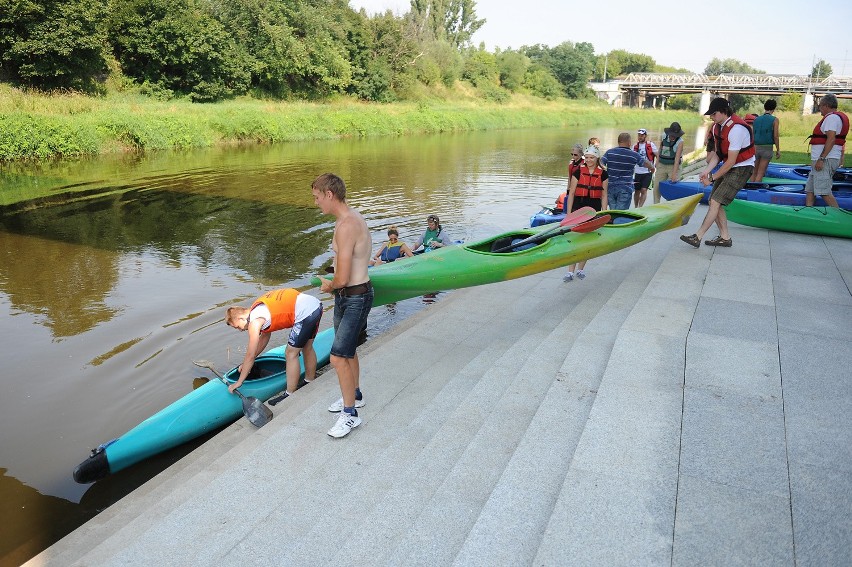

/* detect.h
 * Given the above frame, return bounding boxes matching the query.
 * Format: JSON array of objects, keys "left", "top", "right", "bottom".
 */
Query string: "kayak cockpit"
[{"left": 467, "top": 211, "right": 647, "bottom": 255}]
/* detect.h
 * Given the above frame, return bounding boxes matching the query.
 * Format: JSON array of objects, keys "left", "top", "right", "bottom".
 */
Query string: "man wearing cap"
[
  {"left": 680, "top": 97, "right": 755, "bottom": 248},
  {"left": 654, "top": 122, "right": 686, "bottom": 203},
  {"left": 601, "top": 132, "right": 656, "bottom": 210},
  {"left": 632, "top": 128, "right": 657, "bottom": 208},
  {"left": 805, "top": 93, "right": 846, "bottom": 208}
]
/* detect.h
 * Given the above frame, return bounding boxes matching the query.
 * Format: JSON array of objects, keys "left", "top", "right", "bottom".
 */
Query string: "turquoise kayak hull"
[{"left": 73, "top": 328, "right": 334, "bottom": 483}]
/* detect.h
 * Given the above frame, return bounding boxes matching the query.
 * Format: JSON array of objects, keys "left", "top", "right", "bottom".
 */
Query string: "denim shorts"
[
  {"left": 607, "top": 187, "right": 633, "bottom": 210},
  {"left": 331, "top": 289, "right": 373, "bottom": 358},
  {"left": 288, "top": 305, "right": 322, "bottom": 348}
]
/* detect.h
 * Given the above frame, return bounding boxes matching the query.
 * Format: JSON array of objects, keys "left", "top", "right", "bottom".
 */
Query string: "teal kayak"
[
  {"left": 725, "top": 200, "right": 852, "bottom": 239},
  {"left": 314, "top": 195, "right": 702, "bottom": 306},
  {"left": 73, "top": 328, "right": 334, "bottom": 483}
]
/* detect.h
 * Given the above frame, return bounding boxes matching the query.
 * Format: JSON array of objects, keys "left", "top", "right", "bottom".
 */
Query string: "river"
[{"left": 0, "top": 123, "right": 704, "bottom": 566}]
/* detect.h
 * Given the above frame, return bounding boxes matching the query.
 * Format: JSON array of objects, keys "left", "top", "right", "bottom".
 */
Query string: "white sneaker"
[
  {"left": 328, "top": 396, "right": 366, "bottom": 412},
  {"left": 576, "top": 270, "right": 586, "bottom": 280},
  {"left": 327, "top": 412, "right": 362, "bottom": 438},
  {"left": 562, "top": 272, "right": 574, "bottom": 282}
]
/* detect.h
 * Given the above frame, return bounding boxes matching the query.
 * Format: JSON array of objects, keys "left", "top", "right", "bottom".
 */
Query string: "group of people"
[
  {"left": 682, "top": 93, "right": 845, "bottom": 249},
  {"left": 224, "top": 175, "right": 457, "bottom": 439}
]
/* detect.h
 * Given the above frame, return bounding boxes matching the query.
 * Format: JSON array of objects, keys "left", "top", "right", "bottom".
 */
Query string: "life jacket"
[
  {"left": 808, "top": 111, "right": 849, "bottom": 147},
  {"left": 250, "top": 288, "right": 299, "bottom": 333},
  {"left": 752, "top": 113, "right": 776, "bottom": 146},
  {"left": 632, "top": 142, "right": 656, "bottom": 162},
  {"left": 744, "top": 113, "right": 758, "bottom": 127},
  {"left": 659, "top": 135, "right": 681, "bottom": 164},
  {"left": 568, "top": 158, "right": 582, "bottom": 178},
  {"left": 713, "top": 114, "right": 755, "bottom": 164},
  {"left": 554, "top": 192, "right": 567, "bottom": 212},
  {"left": 380, "top": 241, "right": 405, "bottom": 262},
  {"left": 575, "top": 164, "right": 605, "bottom": 199}
]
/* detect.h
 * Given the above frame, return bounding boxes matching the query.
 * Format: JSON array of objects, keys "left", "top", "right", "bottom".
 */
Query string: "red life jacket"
[
  {"left": 713, "top": 114, "right": 755, "bottom": 164},
  {"left": 744, "top": 113, "right": 758, "bottom": 126},
  {"left": 568, "top": 158, "right": 582, "bottom": 177},
  {"left": 554, "top": 192, "right": 567, "bottom": 212},
  {"left": 809, "top": 111, "right": 849, "bottom": 147},
  {"left": 250, "top": 288, "right": 299, "bottom": 333},
  {"left": 633, "top": 142, "right": 656, "bottom": 162},
  {"left": 575, "top": 164, "right": 605, "bottom": 199}
]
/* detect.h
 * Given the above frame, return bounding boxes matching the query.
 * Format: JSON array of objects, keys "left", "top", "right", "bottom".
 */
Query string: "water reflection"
[{"left": 0, "top": 124, "right": 700, "bottom": 565}]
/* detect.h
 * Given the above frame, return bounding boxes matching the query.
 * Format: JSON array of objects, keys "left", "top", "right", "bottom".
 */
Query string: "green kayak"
[
  {"left": 314, "top": 195, "right": 702, "bottom": 306},
  {"left": 725, "top": 200, "right": 852, "bottom": 239}
]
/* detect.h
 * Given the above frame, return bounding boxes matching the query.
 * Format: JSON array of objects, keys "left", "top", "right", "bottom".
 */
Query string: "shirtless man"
[{"left": 312, "top": 173, "right": 374, "bottom": 438}]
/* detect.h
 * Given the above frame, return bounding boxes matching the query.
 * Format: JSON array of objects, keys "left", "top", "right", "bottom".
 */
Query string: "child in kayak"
[{"left": 370, "top": 226, "right": 414, "bottom": 265}]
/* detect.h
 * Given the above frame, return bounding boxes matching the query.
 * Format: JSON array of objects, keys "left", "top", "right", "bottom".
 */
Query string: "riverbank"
[{"left": 0, "top": 85, "right": 700, "bottom": 162}]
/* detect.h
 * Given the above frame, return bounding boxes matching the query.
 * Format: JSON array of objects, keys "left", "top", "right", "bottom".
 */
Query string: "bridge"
[{"left": 590, "top": 73, "right": 852, "bottom": 114}]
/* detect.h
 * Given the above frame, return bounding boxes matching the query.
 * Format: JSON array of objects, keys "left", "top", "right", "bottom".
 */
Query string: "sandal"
[
  {"left": 680, "top": 234, "right": 700, "bottom": 248},
  {"left": 704, "top": 236, "right": 732, "bottom": 247}
]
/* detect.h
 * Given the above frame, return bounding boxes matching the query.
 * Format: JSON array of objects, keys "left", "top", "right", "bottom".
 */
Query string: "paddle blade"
[
  {"left": 570, "top": 214, "right": 611, "bottom": 233},
  {"left": 559, "top": 206, "right": 597, "bottom": 226},
  {"left": 243, "top": 396, "right": 273, "bottom": 427}
]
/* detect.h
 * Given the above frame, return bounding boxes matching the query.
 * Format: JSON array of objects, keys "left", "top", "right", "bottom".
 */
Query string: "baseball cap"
[
  {"left": 704, "top": 97, "right": 730, "bottom": 115},
  {"left": 637, "top": 128, "right": 647, "bottom": 135}
]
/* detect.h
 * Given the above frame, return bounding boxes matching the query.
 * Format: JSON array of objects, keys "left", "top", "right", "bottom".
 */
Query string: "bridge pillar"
[
  {"left": 699, "top": 90, "right": 712, "bottom": 115},
  {"left": 802, "top": 91, "right": 814, "bottom": 115}
]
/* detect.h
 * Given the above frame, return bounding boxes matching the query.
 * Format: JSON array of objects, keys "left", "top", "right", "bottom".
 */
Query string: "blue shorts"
[
  {"left": 331, "top": 287, "right": 373, "bottom": 358},
  {"left": 607, "top": 187, "right": 633, "bottom": 210},
  {"left": 288, "top": 305, "right": 322, "bottom": 348}
]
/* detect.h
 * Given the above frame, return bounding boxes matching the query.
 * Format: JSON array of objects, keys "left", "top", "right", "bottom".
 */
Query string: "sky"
[{"left": 349, "top": 0, "right": 852, "bottom": 76}]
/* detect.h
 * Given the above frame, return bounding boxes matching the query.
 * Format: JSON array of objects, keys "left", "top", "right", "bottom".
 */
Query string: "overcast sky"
[{"left": 349, "top": 0, "right": 852, "bottom": 76}]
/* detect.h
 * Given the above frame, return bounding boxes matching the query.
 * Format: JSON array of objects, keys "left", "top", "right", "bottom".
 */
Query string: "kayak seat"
[{"left": 489, "top": 236, "right": 535, "bottom": 253}]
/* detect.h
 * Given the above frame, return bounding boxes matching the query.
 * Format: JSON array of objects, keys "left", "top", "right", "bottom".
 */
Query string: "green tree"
[
  {"left": 108, "top": 0, "right": 250, "bottom": 101},
  {"left": 461, "top": 44, "right": 497, "bottom": 87},
  {"left": 523, "top": 64, "right": 563, "bottom": 100},
  {"left": 208, "top": 0, "right": 353, "bottom": 99},
  {"left": 811, "top": 59, "right": 832, "bottom": 80},
  {"left": 778, "top": 92, "right": 802, "bottom": 112},
  {"left": 523, "top": 41, "right": 594, "bottom": 98},
  {"left": 408, "top": 0, "right": 485, "bottom": 47},
  {"left": 496, "top": 49, "right": 529, "bottom": 92},
  {"left": 666, "top": 94, "right": 698, "bottom": 111},
  {"left": 348, "top": 9, "right": 420, "bottom": 101},
  {"left": 704, "top": 58, "right": 764, "bottom": 114},
  {"left": 0, "top": 0, "right": 108, "bottom": 90},
  {"left": 593, "top": 49, "right": 655, "bottom": 81}
]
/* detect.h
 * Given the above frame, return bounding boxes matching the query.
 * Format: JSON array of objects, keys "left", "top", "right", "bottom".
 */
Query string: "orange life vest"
[
  {"left": 575, "top": 164, "right": 605, "bottom": 199},
  {"left": 250, "top": 288, "right": 299, "bottom": 333},
  {"left": 713, "top": 114, "right": 755, "bottom": 164},
  {"left": 555, "top": 192, "right": 568, "bottom": 211},
  {"left": 809, "top": 111, "right": 849, "bottom": 147},
  {"left": 633, "top": 142, "right": 656, "bottom": 162}
]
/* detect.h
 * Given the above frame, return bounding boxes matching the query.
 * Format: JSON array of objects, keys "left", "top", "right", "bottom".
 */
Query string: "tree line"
[{"left": 0, "top": 0, "right": 672, "bottom": 103}]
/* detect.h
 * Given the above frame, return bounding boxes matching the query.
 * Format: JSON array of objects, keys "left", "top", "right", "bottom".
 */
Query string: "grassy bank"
[{"left": 0, "top": 85, "right": 701, "bottom": 162}]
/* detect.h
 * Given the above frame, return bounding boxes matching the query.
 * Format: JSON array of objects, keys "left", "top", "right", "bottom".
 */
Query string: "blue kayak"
[
  {"left": 766, "top": 162, "right": 852, "bottom": 183},
  {"left": 658, "top": 180, "right": 852, "bottom": 210},
  {"left": 530, "top": 207, "right": 565, "bottom": 227},
  {"left": 73, "top": 328, "right": 334, "bottom": 483}
]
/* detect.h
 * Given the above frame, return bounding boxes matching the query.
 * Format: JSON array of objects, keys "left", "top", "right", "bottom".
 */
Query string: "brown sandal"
[
  {"left": 705, "top": 236, "right": 732, "bottom": 247},
  {"left": 680, "top": 234, "right": 700, "bottom": 248}
]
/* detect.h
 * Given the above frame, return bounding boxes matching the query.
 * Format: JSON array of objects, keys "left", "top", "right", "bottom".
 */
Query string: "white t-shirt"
[
  {"left": 724, "top": 120, "right": 756, "bottom": 168},
  {"left": 249, "top": 293, "right": 320, "bottom": 331},
  {"left": 634, "top": 142, "right": 659, "bottom": 174},
  {"left": 810, "top": 113, "right": 844, "bottom": 160}
]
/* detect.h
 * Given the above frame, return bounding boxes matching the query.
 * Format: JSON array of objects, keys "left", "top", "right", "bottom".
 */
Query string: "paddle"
[
  {"left": 492, "top": 207, "right": 597, "bottom": 254},
  {"left": 493, "top": 213, "right": 611, "bottom": 253},
  {"left": 192, "top": 360, "right": 273, "bottom": 428}
]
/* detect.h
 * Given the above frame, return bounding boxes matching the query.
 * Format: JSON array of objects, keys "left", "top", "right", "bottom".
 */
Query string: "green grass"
[{"left": 0, "top": 84, "right": 702, "bottom": 162}]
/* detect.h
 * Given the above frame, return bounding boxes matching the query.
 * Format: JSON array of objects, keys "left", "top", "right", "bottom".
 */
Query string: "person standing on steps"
[
  {"left": 805, "top": 93, "right": 847, "bottom": 208},
  {"left": 313, "top": 173, "right": 373, "bottom": 438},
  {"left": 563, "top": 145, "right": 608, "bottom": 282},
  {"left": 633, "top": 128, "right": 657, "bottom": 208},
  {"left": 680, "top": 98, "right": 754, "bottom": 249},
  {"left": 225, "top": 288, "right": 322, "bottom": 404},
  {"left": 750, "top": 99, "right": 781, "bottom": 182},
  {"left": 654, "top": 122, "right": 686, "bottom": 203},
  {"left": 601, "top": 132, "right": 655, "bottom": 211}
]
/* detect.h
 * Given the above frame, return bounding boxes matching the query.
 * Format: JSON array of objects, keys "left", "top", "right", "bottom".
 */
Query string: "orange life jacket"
[
  {"left": 809, "top": 111, "right": 849, "bottom": 147},
  {"left": 555, "top": 192, "right": 567, "bottom": 211},
  {"left": 250, "top": 288, "right": 299, "bottom": 333},
  {"left": 575, "top": 164, "right": 605, "bottom": 199},
  {"left": 633, "top": 142, "right": 656, "bottom": 162},
  {"left": 713, "top": 114, "right": 755, "bottom": 164}
]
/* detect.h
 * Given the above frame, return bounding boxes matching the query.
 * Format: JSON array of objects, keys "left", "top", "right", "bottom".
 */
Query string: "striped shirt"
[{"left": 602, "top": 147, "right": 646, "bottom": 190}]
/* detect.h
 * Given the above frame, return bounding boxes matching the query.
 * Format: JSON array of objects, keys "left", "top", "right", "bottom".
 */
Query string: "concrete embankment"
[{"left": 28, "top": 208, "right": 852, "bottom": 566}]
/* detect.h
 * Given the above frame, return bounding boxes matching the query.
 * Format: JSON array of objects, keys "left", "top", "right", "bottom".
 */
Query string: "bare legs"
[{"left": 330, "top": 353, "right": 359, "bottom": 407}]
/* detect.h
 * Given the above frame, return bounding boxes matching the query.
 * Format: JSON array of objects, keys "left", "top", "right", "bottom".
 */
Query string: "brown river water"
[{"left": 0, "top": 124, "right": 702, "bottom": 566}]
